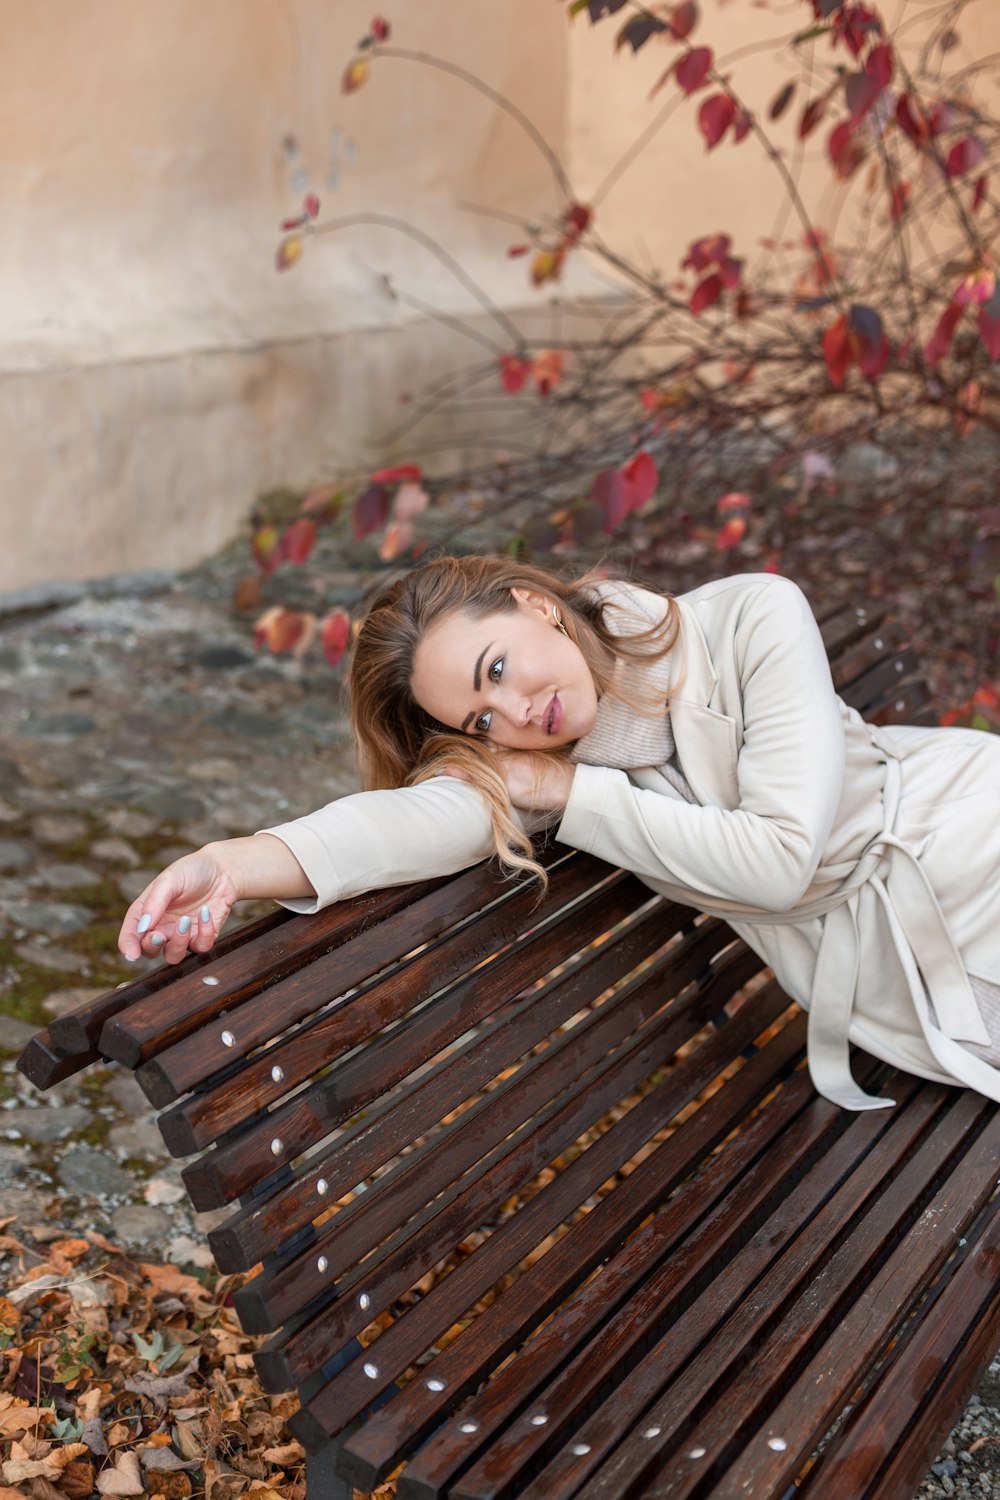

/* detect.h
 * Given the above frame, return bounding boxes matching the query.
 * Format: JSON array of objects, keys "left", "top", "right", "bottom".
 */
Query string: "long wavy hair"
[{"left": 349, "top": 554, "right": 680, "bottom": 883}]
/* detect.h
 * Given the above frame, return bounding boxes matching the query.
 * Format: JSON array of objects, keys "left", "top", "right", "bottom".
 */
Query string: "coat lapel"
[{"left": 670, "top": 599, "right": 741, "bottom": 810}]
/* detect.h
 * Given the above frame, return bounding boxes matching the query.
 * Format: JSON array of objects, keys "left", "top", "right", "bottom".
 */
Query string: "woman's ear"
[{"left": 510, "top": 587, "right": 551, "bottom": 616}]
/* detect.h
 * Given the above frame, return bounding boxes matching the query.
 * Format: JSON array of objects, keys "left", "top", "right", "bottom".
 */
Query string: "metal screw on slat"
[
  {"left": 220, "top": 1030, "right": 235, "bottom": 1047},
  {"left": 459, "top": 1420, "right": 479, "bottom": 1434},
  {"left": 426, "top": 1377, "right": 446, "bottom": 1392},
  {"left": 856, "top": 609, "right": 867, "bottom": 619},
  {"left": 896, "top": 700, "right": 905, "bottom": 712},
  {"left": 270, "top": 1138, "right": 283, "bottom": 1156},
  {"left": 202, "top": 976, "right": 220, "bottom": 986},
  {"left": 271, "top": 1065, "right": 284, "bottom": 1084},
  {"left": 689, "top": 1447, "right": 707, "bottom": 1459},
  {"left": 364, "top": 1362, "right": 378, "bottom": 1379},
  {"left": 571, "top": 1443, "right": 591, "bottom": 1457},
  {"left": 896, "top": 661, "right": 903, "bottom": 672},
  {"left": 317, "top": 1178, "right": 328, "bottom": 1196},
  {"left": 530, "top": 1414, "right": 548, "bottom": 1427},
  {"left": 768, "top": 1437, "right": 788, "bottom": 1452},
  {"left": 317, "top": 1256, "right": 328, "bottom": 1273},
  {"left": 358, "top": 1293, "right": 371, "bottom": 1311},
  {"left": 644, "top": 1426, "right": 662, "bottom": 1439},
  {"left": 874, "top": 638, "right": 883, "bottom": 649}
]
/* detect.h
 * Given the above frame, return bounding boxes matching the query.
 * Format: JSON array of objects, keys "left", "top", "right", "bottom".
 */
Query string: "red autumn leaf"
[
  {"left": 732, "top": 109, "right": 753, "bottom": 143},
  {"left": 499, "top": 354, "right": 532, "bottom": 393},
  {"left": 769, "top": 81, "right": 796, "bottom": 121},
  {"left": 304, "top": 193, "right": 320, "bottom": 219},
  {"left": 251, "top": 525, "right": 284, "bottom": 574},
  {"left": 320, "top": 608, "right": 351, "bottom": 669},
  {"left": 353, "top": 483, "right": 390, "bottom": 540},
  {"left": 622, "top": 451, "right": 658, "bottom": 507},
  {"left": 924, "top": 302, "right": 964, "bottom": 367},
  {"left": 822, "top": 314, "right": 853, "bottom": 387},
  {"left": 698, "top": 93, "right": 736, "bottom": 149},
  {"left": 799, "top": 95, "right": 830, "bottom": 139},
  {"left": 682, "top": 234, "right": 731, "bottom": 272},
  {"left": 839, "top": 5, "right": 880, "bottom": 57},
  {"left": 370, "top": 463, "right": 423, "bottom": 484},
  {"left": 716, "top": 516, "right": 747, "bottom": 550},
  {"left": 666, "top": 0, "right": 700, "bottom": 40},
  {"left": 533, "top": 350, "right": 566, "bottom": 396},
  {"left": 719, "top": 255, "right": 743, "bottom": 288},
  {"left": 828, "top": 120, "right": 865, "bottom": 179},
  {"left": 972, "top": 175, "right": 988, "bottom": 213},
  {"left": 370, "top": 15, "right": 390, "bottom": 41},
  {"left": 342, "top": 58, "right": 370, "bottom": 93},
  {"left": 508, "top": 245, "right": 530, "bottom": 258},
  {"left": 848, "top": 304, "right": 889, "bottom": 380},
  {"left": 276, "top": 236, "right": 304, "bottom": 272},
  {"left": 717, "top": 491, "right": 751, "bottom": 512},
  {"left": 675, "top": 46, "right": 713, "bottom": 96},
  {"left": 865, "top": 42, "right": 894, "bottom": 86},
  {"left": 976, "top": 286, "right": 1000, "bottom": 360},
  {"left": 282, "top": 518, "right": 317, "bottom": 566},
  {"left": 926, "top": 100, "right": 955, "bottom": 136},
  {"left": 895, "top": 94, "right": 928, "bottom": 147},
  {"left": 946, "top": 135, "right": 985, "bottom": 179},
  {"left": 564, "top": 202, "right": 593, "bottom": 237},
  {"left": 280, "top": 213, "right": 308, "bottom": 231},
  {"left": 690, "top": 272, "right": 724, "bottom": 314},
  {"left": 591, "top": 469, "right": 633, "bottom": 532},
  {"left": 255, "top": 606, "right": 315, "bottom": 656},
  {"left": 531, "top": 248, "right": 565, "bottom": 286},
  {"left": 845, "top": 70, "right": 882, "bottom": 122}
]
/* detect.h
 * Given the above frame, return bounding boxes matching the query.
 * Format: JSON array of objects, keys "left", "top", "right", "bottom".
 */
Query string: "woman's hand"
[
  {"left": 118, "top": 847, "right": 239, "bottom": 965},
  {"left": 117, "top": 833, "right": 316, "bottom": 966},
  {"left": 495, "top": 749, "right": 575, "bottom": 814}
]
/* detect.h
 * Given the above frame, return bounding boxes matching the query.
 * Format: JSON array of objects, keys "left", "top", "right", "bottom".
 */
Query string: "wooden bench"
[{"left": 18, "top": 600, "right": 1000, "bottom": 1500}]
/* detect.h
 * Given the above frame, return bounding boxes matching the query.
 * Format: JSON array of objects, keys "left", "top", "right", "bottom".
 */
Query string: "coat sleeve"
[
  {"left": 258, "top": 777, "right": 501, "bottom": 912},
  {"left": 556, "top": 577, "right": 846, "bottom": 910}
]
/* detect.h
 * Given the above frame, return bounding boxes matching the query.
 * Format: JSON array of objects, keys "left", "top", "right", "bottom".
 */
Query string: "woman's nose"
[{"left": 503, "top": 691, "right": 532, "bottom": 728}]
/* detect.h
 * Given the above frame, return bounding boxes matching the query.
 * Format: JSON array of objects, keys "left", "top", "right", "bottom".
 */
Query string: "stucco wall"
[{"left": 3, "top": 0, "right": 997, "bottom": 591}]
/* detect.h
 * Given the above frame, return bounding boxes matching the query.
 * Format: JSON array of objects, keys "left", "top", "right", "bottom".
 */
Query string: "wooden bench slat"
[
  {"left": 806, "top": 1200, "right": 1000, "bottom": 1499},
  {"left": 100, "top": 862, "right": 544, "bottom": 1072},
  {"left": 657, "top": 1097, "right": 1000, "bottom": 1500},
  {"left": 440, "top": 1067, "right": 931, "bottom": 1500},
  {"left": 343, "top": 1009, "right": 809, "bottom": 1492},
  {"left": 45, "top": 906, "right": 292, "bottom": 1058},
  {"left": 233, "top": 905, "right": 711, "bottom": 1324},
  {"left": 178, "top": 868, "right": 657, "bottom": 1212},
  {"left": 569, "top": 1087, "right": 987, "bottom": 1500},
  {"left": 15, "top": 1029, "right": 102, "bottom": 1089},
  {"left": 154, "top": 856, "right": 643, "bottom": 1146},
  {"left": 836, "top": 647, "right": 922, "bottom": 714},
  {"left": 866, "top": 678, "right": 935, "bottom": 726},
  {"left": 284, "top": 954, "right": 779, "bottom": 1446},
  {"left": 285, "top": 958, "right": 781, "bottom": 1447},
  {"left": 818, "top": 604, "right": 887, "bottom": 657},
  {"left": 828, "top": 621, "right": 909, "bottom": 694}
]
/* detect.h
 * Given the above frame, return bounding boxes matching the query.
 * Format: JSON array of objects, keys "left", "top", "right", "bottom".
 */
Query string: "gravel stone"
[
  {"left": 0, "top": 1015, "right": 42, "bottom": 1051},
  {"left": 3, "top": 1104, "right": 93, "bottom": 1141},
  {"left": 31, "top": 813, "right": 90, "bottom": 845},
  {"left": 102, "top": 808, "right": 159, "bottom": 839},
  {"left": 107, "top": 1119, "right": 169, "bottom": 1160},
  {"left": 90, "top": 836, "right": 141, "bottom": 866},
  {"left": 15, "top": 940, "right": 89, "bottom": 974},
  {"left": 42, "top": 986, "right": 106, "bottom": 1018},
  {"left": 0, "top": 839, "right": 32, "bottom": 872},
  {"left": 35, "top": 862, "right": 101, "bottom": 890},
  {"left": 0, "top": 899, "right": 93, "bottom": 935},
  {"left": 0, "top": 1185, "right": 51, "bottom": 1221},
  {"left": 110, "top": 1203, "right": 173, "bottom": 1246},
  {"left": 57, "top": 1148, "right": 134, "bottom": 1198}
]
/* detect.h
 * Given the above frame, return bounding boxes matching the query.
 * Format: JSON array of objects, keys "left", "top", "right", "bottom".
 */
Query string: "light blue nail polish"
[
  {"left": 137, "top": 913, "right": 152, "bottom": 934},
  {"left": 150, "top": 933, "right": 164, "bottom": 947},
  {"left": 200, "top": 906, "right": 212, "bottom": 924},
  {"left": 123, "top": 953, "right": 137, "bottom": 962},
  {"left": 178, "top": 915, "right": 191, "bottom": 935}
]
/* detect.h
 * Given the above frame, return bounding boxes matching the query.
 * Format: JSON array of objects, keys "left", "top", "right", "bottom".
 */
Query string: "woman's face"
[{"left": 410, "top": 589, "right": 599, "bottom": 750}]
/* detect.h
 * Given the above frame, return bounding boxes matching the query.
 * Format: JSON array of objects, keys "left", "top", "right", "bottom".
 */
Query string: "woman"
[{"left": 117, "top": 554, "right": 1000, "bottom": 1111}]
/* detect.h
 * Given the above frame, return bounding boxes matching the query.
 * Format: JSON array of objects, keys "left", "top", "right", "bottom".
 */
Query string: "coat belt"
[{"left": 745, "top": 732, "right": 994, "bottom": 1111}]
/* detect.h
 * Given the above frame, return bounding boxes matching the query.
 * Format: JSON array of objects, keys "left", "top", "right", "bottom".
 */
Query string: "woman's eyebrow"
[{"left": 460, "top": 643, "right": 493, "bottom": 733}]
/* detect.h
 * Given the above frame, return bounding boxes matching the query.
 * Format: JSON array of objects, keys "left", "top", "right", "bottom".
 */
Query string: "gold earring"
[{"left": 552, "top": 606, "right": 569, "bottom": 637}]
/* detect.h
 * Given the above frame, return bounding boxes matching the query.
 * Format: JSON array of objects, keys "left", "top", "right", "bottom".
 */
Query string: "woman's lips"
[{"left": 545, "top": 695, "right": 563, "bottom": 736}]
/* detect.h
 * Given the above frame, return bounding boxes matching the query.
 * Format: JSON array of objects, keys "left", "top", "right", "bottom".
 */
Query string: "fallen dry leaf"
[{"left": 96, "top": 1449, "right": 144, "bottom": 1495}]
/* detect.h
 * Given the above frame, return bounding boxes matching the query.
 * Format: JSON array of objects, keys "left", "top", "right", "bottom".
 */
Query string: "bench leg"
[{"left": 305, "top": 1438, "right": 352, "bottom": 1498}]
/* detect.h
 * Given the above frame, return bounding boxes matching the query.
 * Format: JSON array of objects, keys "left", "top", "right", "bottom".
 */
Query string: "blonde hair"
[{"left": 349, "top": 554, "right": 680, "bottom": 885}]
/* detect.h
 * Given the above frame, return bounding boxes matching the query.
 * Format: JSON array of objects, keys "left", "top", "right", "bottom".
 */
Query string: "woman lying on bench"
[{"left": 117, "top": 554, "right": 1000, "bottom": 1112}]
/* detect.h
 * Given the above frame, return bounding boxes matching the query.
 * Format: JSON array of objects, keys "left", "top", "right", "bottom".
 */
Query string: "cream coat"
[{"left": 263, "top": 574, "right": 1000, "bottom": 1111}]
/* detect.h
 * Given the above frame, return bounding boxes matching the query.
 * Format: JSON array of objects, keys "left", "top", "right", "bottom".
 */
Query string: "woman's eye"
[
  {"left": 488, "top": 657, "right": 504, "bottom": 683},
  {"left": 475, "top": 710, "right": 492, "bottom": 733}
]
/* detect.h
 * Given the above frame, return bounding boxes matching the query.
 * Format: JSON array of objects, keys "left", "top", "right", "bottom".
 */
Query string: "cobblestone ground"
[{"left": 0, "top": 554, "right": 997, "bottom": 1498}]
